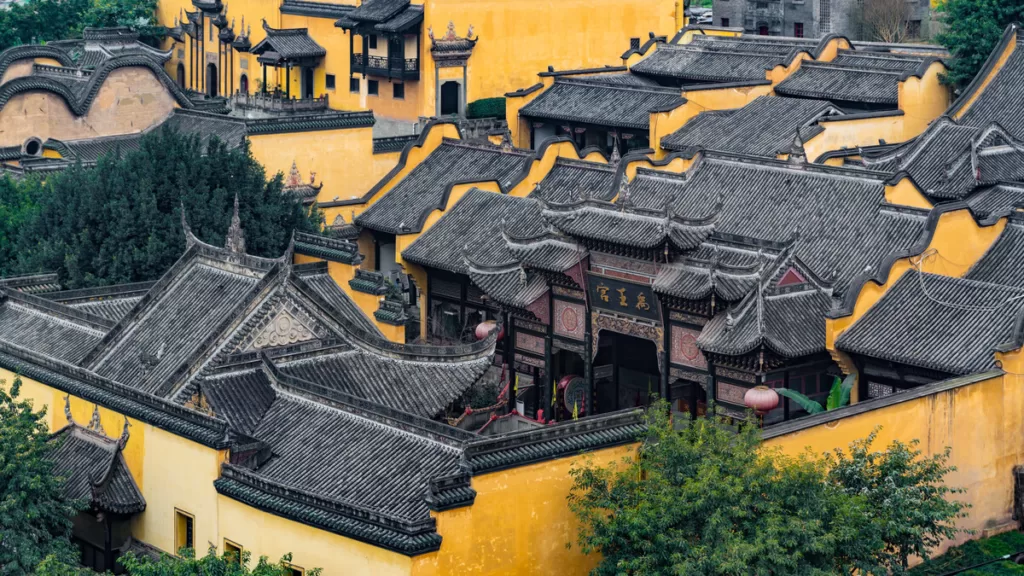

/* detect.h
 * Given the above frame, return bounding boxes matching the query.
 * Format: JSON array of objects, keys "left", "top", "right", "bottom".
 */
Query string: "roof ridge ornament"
[
  {"left": 789, "top": 130, "right": 806, "bottom": 164},
  {"left": 117, "top": 416, "right": 131, "bottom": 449},
  {"left": 500, "top": 130, "right": 513, "bottom": 153},
  {"left": 225, "top": 194, "right": 247, "bottom": 254},
  {"left": 64, "top": 394, "right": 74, "bottom": 425},
  {"left": 87, "top": 404, "right": 105, "bottom": 434},
  {"left": 180, "top": 202, "right": 197, "bottom": 249}
]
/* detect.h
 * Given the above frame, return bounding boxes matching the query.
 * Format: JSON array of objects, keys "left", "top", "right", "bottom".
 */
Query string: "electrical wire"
[{"left": 911, "top": 251, "right": 1024, "bottom": 312}]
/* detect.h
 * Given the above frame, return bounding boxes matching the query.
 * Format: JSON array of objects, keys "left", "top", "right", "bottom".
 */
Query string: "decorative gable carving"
[{"left": 250, "top": 309, "right": 317, "bottom": 350}]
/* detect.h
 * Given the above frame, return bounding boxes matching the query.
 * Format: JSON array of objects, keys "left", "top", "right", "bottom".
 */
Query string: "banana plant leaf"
[
  {"left": 776, "top": 388, "right": 825, "bottom": 414},
  {"left": 825, "top": 375, "right": 856, "bottom": 410}
]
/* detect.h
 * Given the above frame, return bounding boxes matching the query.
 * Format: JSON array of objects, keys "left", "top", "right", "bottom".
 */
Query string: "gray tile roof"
[
  {"left": 250, "top": 24, "right": 326, "bottom": 60},
  {"left": 518, "top": 78, "right": 683, "bottom": 130},
  {"left": 157, "top": 109, "right": 247, "bottom": 149},
  {"left": 830, "top": 49, "right": 925, "bottom": 71},
  {"left": 356, "top": 140, "right": 530, "bottom": 235},
  {"left": 346, "top": 0, "right": 409, "bottom": 22},
  {"left": 653, "top": 243, "right": 769, "bottom": 302},
  {"left": 957, "top": 38, "right": 1024, "bottom": 138},
  {"left": 0, "top": 290, "right": 109, "bottom": 364},
  {"left": 542, "top": 196, "right": 716, "bottom": 251},
  {"left": 836, "top": 271, "right": 1024, "bottom": 374},
  {"left": 201, "top": 368, "right": 277, "bottom": 436},
  {"left": 661, "top": 96, "right": 839, "bottom": 156},
  {"left": 686, "top": 34, "right": 816, "bottom": 55},
  {"left": 402, "top": 189, "right": 547, "bottom": 275},
  {"left": 49, "top": 425, "right": 146, "bottom": 515},
  {"left": 529, "top": 157, "right": 616, "bottom": 203},
  {"left": 964, "top": 219, "right": 1024, "bottom": 288},
  {"left": 275, "top": 345, "right": 492, "bottom": 419},
  {"left": 630, "top": 43, "right": 785, "bottom": 83},
  {"left": 294, "top": 264, "right": 382, "bottom": 336},
  {"left": 44, "top": 281, "right": 154, "bottom": 323},
  {"left": 84, "top": 251, "right": 271, "bottom": 394},
  {"left": 966, "top": 184, "right": 1024, "bottom": 218},
  {"left": 774, "top": 61, "right": 904, "bottom": 106},
  {"left": 660, "top": 154, "right": 927, "bottom": 293}
]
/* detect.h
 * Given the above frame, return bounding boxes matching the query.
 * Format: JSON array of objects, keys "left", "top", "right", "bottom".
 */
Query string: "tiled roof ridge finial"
[
  {"left": 64, "top": 394, "right": 74, "bottom": 425},
  {"left": 500, "top": 130, "right": 513, "bottom": 153},
  {"left": 789, "top": 130, "right": 806, "bottom": 165},
  {"left": 225, "top": 194, "right": 247, "bottom": 254},
  {"left": 117, "top": 416, "right": 131, "bottom": 449},
  {"left": 87, "top": 404, "right": 104, "bottom": 434},
  {"left": 609, "top": 137, "right": 621, "bottom": 167},
  {"left": 180, "top": 202, "right": 197, "bottom": 249}
]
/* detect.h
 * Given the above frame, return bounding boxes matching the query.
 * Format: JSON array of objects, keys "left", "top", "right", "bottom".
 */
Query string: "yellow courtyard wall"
[
  {"left": 0, "top": 368, "right": 223, "bottom": 556},
  {"left": 412, "top": 443, "right": 637, "bottom": 576},
  {"left": 898, "top": 61, "right": 952, "bottom": 139},
  {"left": 649, "top": 83, "right": 774, "bottom": 158},
  {"left": 507, "top": 140, "right": 587, "bottom": 197},
  {"left": 506, "top": 87, "right": 547, "bottom": 149},
  {"left": 246, "top": 126, "right": 379, "bottom": 208},
  {"left": 0, "top": 67, "right": 176, "bottom": 147},
  {"left": 674, "top": 27, "right": 740, "bottom": 45},
  {"left": 884, "top": 176, "right": 933, "bottom": 209},
  {"left": 217, "top": 495, "right": 412, "bottom": 575},
  {"left": 803, "top": 114, "right": 906, "bottom": 164},
  {"left": 419, "top": 0, "right": 678, "bottom": 119},
  {"left": 764, "top": 370, "right": 1022, "bottom": 549}
]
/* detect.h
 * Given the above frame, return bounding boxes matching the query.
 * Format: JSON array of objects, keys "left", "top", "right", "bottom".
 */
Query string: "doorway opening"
[
  {"left": 176, "top": 63, "right": 185, "bottom": 88},
  {"left": 592, "top": 331, "right": 660, "bottom": 414},
  {"left": 206, "top": 63, "right": 218, "bottom": 97},
  {"left": 302, "top": 67, "right": 314, "bottom": 99},
  {"left": 239, "top": 73, "right": 248, "bottom": 94},
  {"left": 440, "top": 81, "right": 460, "bottom": 116}
]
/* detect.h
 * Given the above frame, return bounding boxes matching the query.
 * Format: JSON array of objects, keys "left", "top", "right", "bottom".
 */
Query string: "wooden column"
[
  {"left": 505, "top": 312, "right": 516, "bottom": 415},
  {"left": 286, "top": 63, "right": 291, "bottom": 98},
  {"left": 262, "top": 62, "right": 267, "bottom": 93}
]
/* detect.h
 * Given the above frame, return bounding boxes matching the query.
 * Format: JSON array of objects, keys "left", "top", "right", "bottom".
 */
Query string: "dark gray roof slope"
[
  {"left": 830, "top": 49, "right": 924, "bottom": 71},
  {"left": 44, "top": 282, "right": 153, "bottom": 323},
  {"left": 836, "top": 271, "right": 1024, "bottom": 374},
  {"left": 157, "top": 109, "right": 247, "bottom": 149},
  {"left": 356, "top": 140, "right": 529, "bottom": 235},
  {"left": 653, "top": 243, "right": 770, "bottom": 302},
  {"left": 530, "top": 157, "right": 616, "bottom": 203},
  {"left": 294, "top": 263, "right": 381, "bottom": 336},
  {"left": 44, "top": 133, "right": 142, "bottom": 164},
  {"left": 251, "top": 391, "right": 463, "bottom": 522},
  {"left": 966, "top": 184, "right": 1024, "bottom": 218},
  {"left": 402, "top": 189, "right": 547, "bottom": 274},
  {"left": 956, "top": 38, "right": 1024, "bottom": 137},
  {"left": 200, "top": 368, "right": 277, "bottom": 436},
  {"left": 250, "top": 24, "right": 326, "bottom": 60},
  {"left": 84, "top": 250, "right": 270, "bottom": 394},
  {"left": 661, "top": 96, "right": 839, "bottom": 156},
  {"left": 656, "top": 154, "right": 927, "bottom": 293},
  {"left": 49, "top": 424, "right": 145, "bottom": 515},
  {"left": 519, "top": 78, "right": 683, "bottom": 130},
  {"left": 775, "top": 61, "right": 904, "bottom": 105},
  {"left": 631, "top": 43, "right": 784, "bottom": 83},
  {"left": 276, "top": 345, "right": 492, "bottom": 419},
  {"left": 346, "top": 0, "right": 408, "bottom": 22},
  {"left": 686, "top": 34, "right": 816, "bottom": 55},
  {"left": 964, "top": 219, "right": 1024, "bottom": 288},
  {"left": 0, "top": 291, "right": 109, "bottom": 364}
]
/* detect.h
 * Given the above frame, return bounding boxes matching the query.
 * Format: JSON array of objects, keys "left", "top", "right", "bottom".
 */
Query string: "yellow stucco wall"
[
  {"left": 218, "top": 496, "right": 412, "bottom": 575},
  {"left": 765, "top": 370, "right": 1023, "bottom": 549},
  {"left": 246, "top": 125, "right": 383, "bottom": 207},
  {"left": 649, "top": 83, "right": 774, "bottom": 158},
  {"left": 507, "top": 140, "right": 587, "bottom": 197},
  {"left": 898, "top": 61, "right": 952, "bottom": 139},
  {"left": 0, "top": 56, "right": 63, "bottom": 84},
  {"left": 0, "top": 67, "right": 176, "bottom": 147},
  {"left": 413, "top": 443, "right": 637, "bottom": 576},
  {"left": 884, "top": 176, "right": 933, "bottom": 209},
  {"left": 803, "top": 114, "right": 906, "bottom": 163}
]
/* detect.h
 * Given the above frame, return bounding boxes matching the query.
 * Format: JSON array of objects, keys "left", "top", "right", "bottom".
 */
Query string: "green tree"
[
  {"left": 119, "top": 546, "right": 322, "bottom": 576},
  {"left": 2, "top": 127, "right": 323, "bottom": 288},
  {"left": 936, "top": 0, "right": 1024, "bottom": 88},
  {"left": 826, "top": 430, "right": 971, "bottom": 574},
  {"left": 0, "top": 376, "right": 82, "bottom": 575},
  {"left": 567, "top": 403, "right": 880, "bottom": 576},
  {"left": 568, "top": 403, "right": 969, "bottom": 576},
  {"left": 0, "top": 0, "right": 161, "bottom": 53}
]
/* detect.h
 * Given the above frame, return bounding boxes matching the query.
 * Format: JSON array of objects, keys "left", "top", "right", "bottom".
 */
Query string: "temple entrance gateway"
[
  {"left": 593, "top": 331, "right": 660, "bottom": 414},
  {"left": 302, "top": 67, "right": 314, "bottom": 98},
  {"left": 440, "top": 81, "right": 460, "bottom": 115}
]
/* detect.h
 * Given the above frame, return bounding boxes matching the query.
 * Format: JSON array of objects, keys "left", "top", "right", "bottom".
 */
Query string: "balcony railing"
[
  {"left": 350, "top": 53, "right": 420, "bottom": 81},
  {"left": 230, "top": 91, "right": 329, "bottom": 113}
]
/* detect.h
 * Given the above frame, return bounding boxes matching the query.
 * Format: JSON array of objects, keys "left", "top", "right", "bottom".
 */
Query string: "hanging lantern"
[
  {"left": 475, "top": 321, "right": 503, "bottom": 341},
  {"left": 743, "top": 385, "right": 779, "bottom": 415}
]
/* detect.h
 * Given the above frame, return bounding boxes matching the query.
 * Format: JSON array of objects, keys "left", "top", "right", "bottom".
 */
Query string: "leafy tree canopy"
[
  {"left": 118, "top": 546, "right": 323, "bottom": 576},
  {"left": 0, "top": 376, "right": 82, "bottom": 575},
  {"left": 0, "top": 0, "right": 159, "bottom": 52},
  {"left": 568, "top": 402, "right": 969, "bottom": 576},
  {"left": 0, "top": 127, "right": 322, "bottom": 289},
  {"left": 936, "top": 0, "right": 1024, "bottom": 88}
]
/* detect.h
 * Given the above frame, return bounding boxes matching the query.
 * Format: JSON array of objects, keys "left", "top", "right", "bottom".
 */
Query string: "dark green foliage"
[
  {"left": 568, "top": 403, "right": 970, "bottom": 576},
  {"left": 936, "top": 0, "right": 1024, "bottom": 88},
  {"left": 466, "top": 97, "right": 506, "bottom": 119},
  {"left": 0, "top": 127, "right": 322, "bottom": 289},
  {"left": 826, "top": 430, "right": 971, "bottom": 573},
  {"left": 0, "top": 376, "right": 82, "bottom": 575},
  {"left": 909, "top": 530, "right": 1024, "bottom": 575},
  {"left": 119, "top": 545, "right": 322, "bottom": 576},
  {"left": 0, "top": 0, "right": 160, "bottom": 52}
]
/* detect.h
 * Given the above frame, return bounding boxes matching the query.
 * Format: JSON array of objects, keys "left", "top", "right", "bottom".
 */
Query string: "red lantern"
[
  {"left": 744, "top": 385, "right": 779, "bottom": 415},
  {"left": 475, "top": 321, "right": 503, "bottom": 341}
]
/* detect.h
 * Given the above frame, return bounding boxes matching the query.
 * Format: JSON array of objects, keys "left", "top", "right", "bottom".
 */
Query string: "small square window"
[
  {"left": 393, "top": 82, "right": 405, "bottom": 99},
  {"left": 224, "top": 540, "right": 242, "bottom": 564},
  {"left": 368, "top": 35, "right": 378, "bottom": 50},
  {"left": 325, "top": 74, "right": 336, "bottom": 90},
  {"left": 174, "top": 510, "right": 195, "bottom": 554},
  {"left": 721, "top": 17, "right": 730, "bottom": 26},
  {"left": 349, "top": 77, "right": 360, "bottom": 93},
  {"left": 368, "top": 80, "right": 379, "bottom": 96},
  {"left": 629, "top": 37, "right": 640, "bottom": 51},
  {"left": 794, "top": 22, "right": 804, "bottom": 37}
]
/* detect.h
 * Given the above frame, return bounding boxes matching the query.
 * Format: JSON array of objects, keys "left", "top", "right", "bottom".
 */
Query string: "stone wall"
[{"left": 0, "top": 67, "right": 176, "bottom": 147}]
